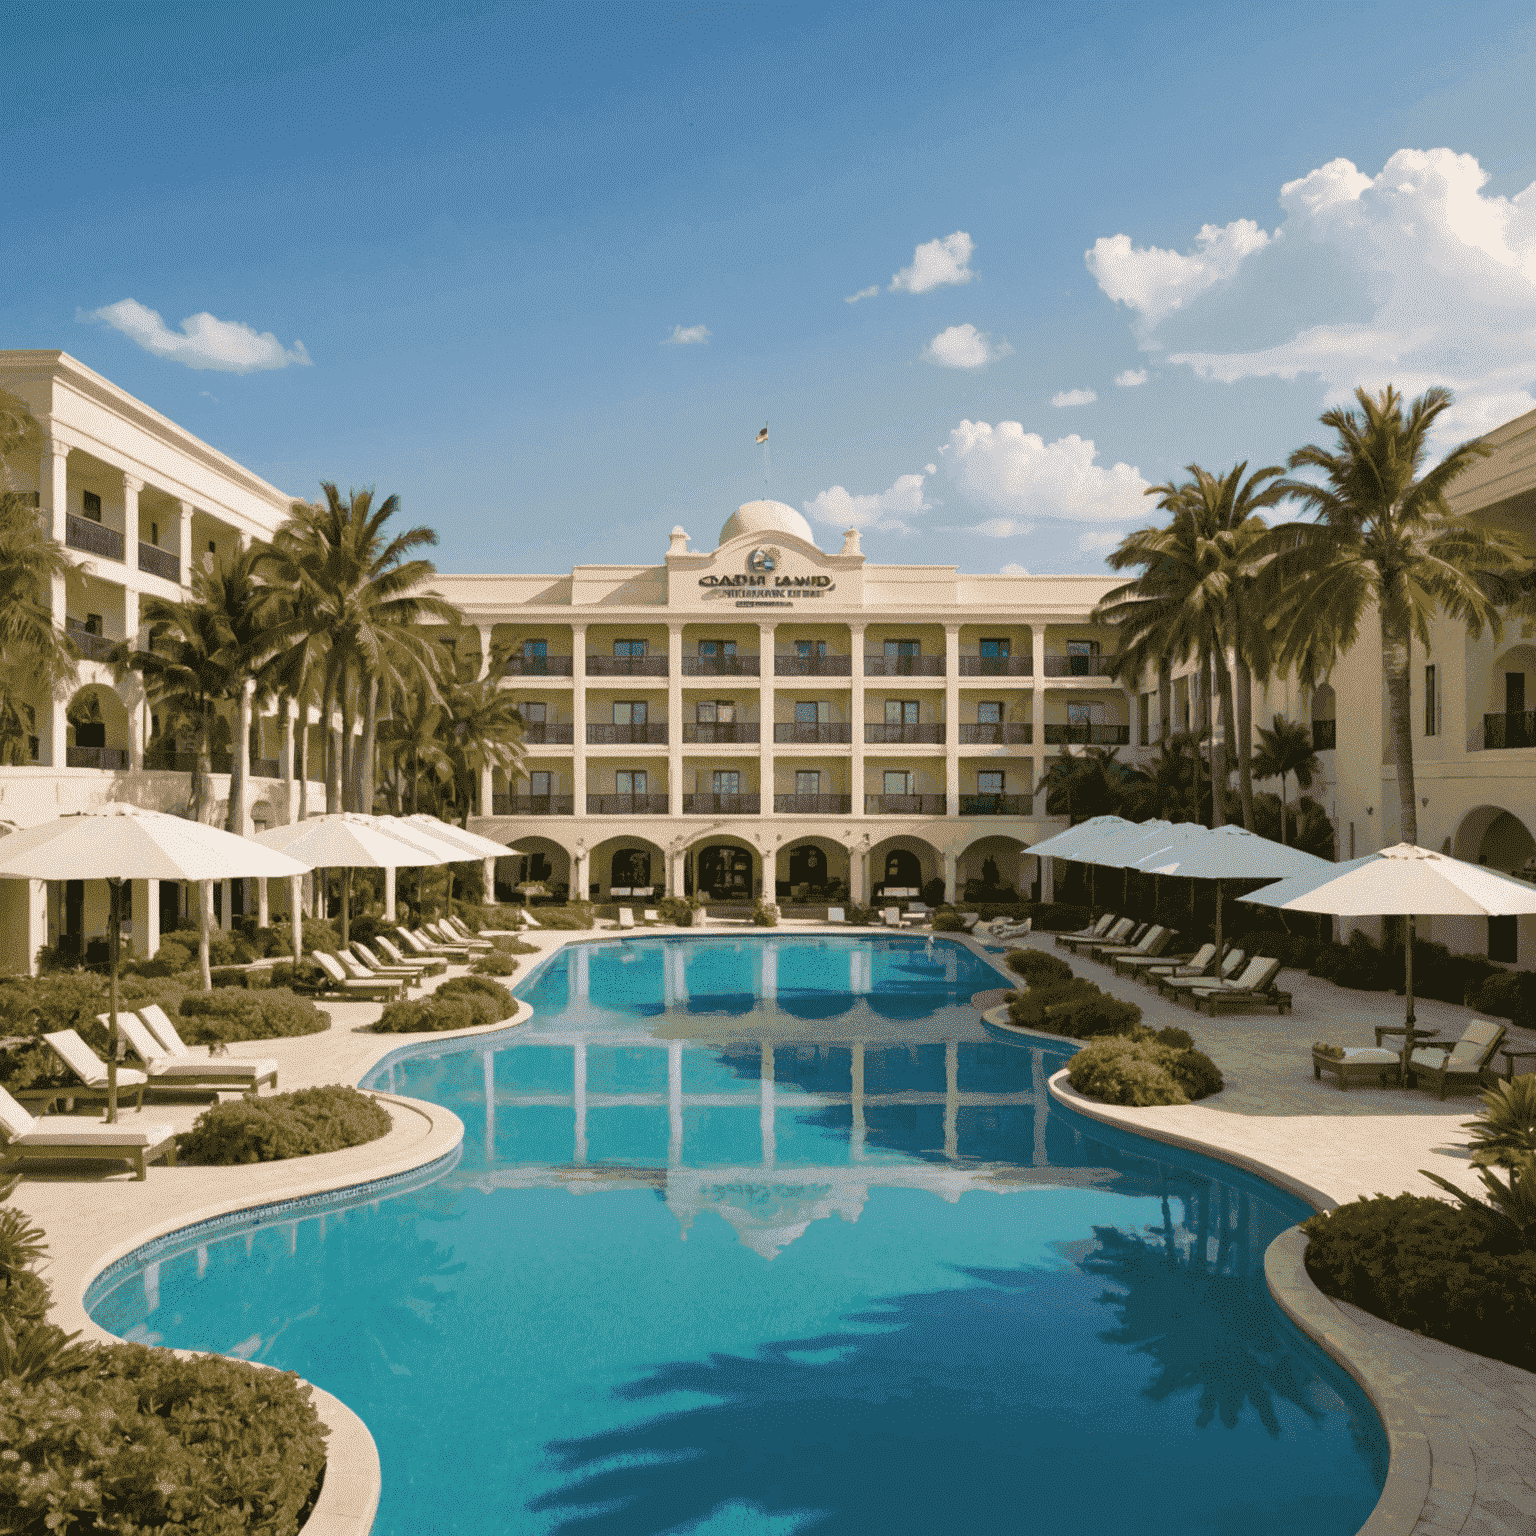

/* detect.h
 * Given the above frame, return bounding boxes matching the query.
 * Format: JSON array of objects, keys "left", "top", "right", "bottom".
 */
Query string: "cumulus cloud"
[
  {"left": 803, "top": 472, "right": 931, "bottom": 533},
  {"left": 84, "top": 299, "right": 312, "bottom": 373},
  {"left": 923, "top": 323, "right": 1011, "bottom": 369},
  {"left": 999, "top": 562, "right": 1030, "bottom": 575},
  {"left": 1114, "top": 368, "right": 1148, "bottom": 387},
  {"left": 664, "top": 324, "right": 711, "bottom": 345},
  {"left": 845, "top": 285, "right": 880, "bottom": 304},
  {"left": 969, "top": 517, "right": 1032, "bottom": 538},
  {"left": 941, "top": 420, "right": 1150, "bottom": 523},
  {"left": 1078, "top": 529, "right": 1123, "bottom": 554},
  {"left": 890, "top": 231, "right": 974, "bottom": 294},
  {"left": 1051, "top": 387, "right": 1097, "bottom": 407},
  {"left": 1086, "top": 147, "right": 1536, "bottom": 440}
]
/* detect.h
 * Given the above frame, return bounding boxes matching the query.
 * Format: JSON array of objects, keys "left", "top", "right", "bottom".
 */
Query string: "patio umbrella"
[
  {"left": 1024, "top": 815, "right": 1138, "bottom": 915},
  {"left": 1241, "top": 842, "right": 1536, "bottom": 1037},
  {"left": 0, "top": 804, "right": 310, "bottom": 1121},
  {"left": 255, "top": 813, "right": 453, "bottom": 955},
  {"left": 1094, "top": 820, "right": 1207, "bottom": 922},
  {"left": 401, "top": 813, "right": 520, "bottom": 860}
]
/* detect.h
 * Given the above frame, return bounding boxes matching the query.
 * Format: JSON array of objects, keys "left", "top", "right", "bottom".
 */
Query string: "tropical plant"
[
  {"left": 377, "top": 684, "right": 452, "bottom": 815},
  {"left": 436, "top": 642, "right": 525, "bottom": 826},
  {"left": 0, "top": 493, "right": 79, "bottom": 760},
  {"left": 1422, "top": 1156, "right": 1536, "bottom": 1247},
  {"left": 1460, "top": 1075, "right": 1536, "bottom": 1170},
  {"left": 1251, "top": 715, "right": 1320, "bottom": 847},
  {"left": 1039, "top": 746, "right": 1145, "bottom": 824},
  {"left": 1267, "top": 385, "right": 1522, "bottom": 845}
]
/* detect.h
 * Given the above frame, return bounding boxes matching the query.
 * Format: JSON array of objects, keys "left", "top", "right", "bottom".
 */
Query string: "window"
[
  {"left": 979, "top": 638, "right": 1010, "bottom": 658},
  {"left": 796, "top": 639, "right": 827, "bottom": 659},
  {"left": 977, "top": 771, "right": 1004, "bottom": 795},
  {"left": 795, "top": 700, "right": 829, "bottom": 724},
  {"left": 523, "top": 702, "right": 547, "bottom": 724},
  {"left": 885, "top": 700, "right": 919, "bottom": 725},
  {"left": 208, "top": 540, "right": 217, "bottom": 554},
  {"left": 795, "top": 770, "right": 821, "bottom": 795},
  {"left": 712, "top": 770, "right": 740, "bottom": 796},
  {"left": 616, "top": 770, "right": 648, "bottom": 795},
  {"left": 884, "top": 639, "right": 920, "bottom": 659},
  {"left": 1066, "top": 638, "right": 1100, "bottom": 675},
  {"left": 613, "top": 639, "right": 648, "bottom": 658},
  {"left": 82, "top": 490, "right": 102, "bottom": 523},
  {"left": 1067, "top": 702, "right": 1092, "bottom": 725},
  {"left": 613, "top": 701, "right": 648, "bottom": 725},
  {"left": 529, "top": 771, "right": 552, "bottom": 796},
  {"left": 976, "top": 701, "right": 1003, "bottom": 725},
  {"left": 1424, "top": 664, "right": 1437, "bottom": 737},
  {"left": 150, "top": 521, "right": 159, "bottom": 546},
  {"left": 696, "top": 701, "right": 734, "bottom": 724},
  {"left": 84, "top": 613, "right": 103, "bottom": 636},
  {"left": 698, "top": 639, "right": 736, "bottom": 658},
  {"left": 883, "top": 770, "right": 914, "bottom": 795},
  {"left": 522, "top": 639, "right": 548, "bottom": 670}
]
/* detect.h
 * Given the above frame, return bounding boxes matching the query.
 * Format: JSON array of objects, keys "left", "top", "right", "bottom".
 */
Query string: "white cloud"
[
  {"left": 1078, "top": 529, "right": 1123, "bottom": 554},
  {"left": 969, "top": 517, "right": 1032, "bottom": 538},
  {"left": 1086, "top": 147, "right": 1536, "bottom": 440},
  {"left": 890, "top": 231, "right": 974, "bottom": 294},
  {"left": 1114, "top": 368, "right": 1148, "bottom": 387},
  {"left": 845, "top": 285, "right": 880, "bottom": 304},
  {"left": 1051, "top": 387, "right": 1097, "bottom": 407},
  {"left": 923, "top": 323, "right": 1011, "bottom": 369},
  {"left": 803, "top": 472, "right": 930, "bottom": 533},
  {"left": 941, "top": 420, "right": 1150, "bottom": 523},
  {"left": 664, "top": 324, "right": 711, "bottom": 345},
  {"left": 85, "top": 299, "right": 312, "bottom": 373},
  {"left": 999, "top": 562, "right": 1030, "bottom": 575}
]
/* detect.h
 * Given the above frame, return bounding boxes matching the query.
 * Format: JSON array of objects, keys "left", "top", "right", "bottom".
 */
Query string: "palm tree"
[
  {"left": 1040, "top": 746, "right": 1144, "bottom": 824},
  {"left": 1251, "top": 716, "right": 1319, "bottom": 847},
  {"left": 439, "top": 643, "right": 526, "bottom": 828},
  {"left": 1267, "top": 386, "right": 1522, "bottom": 845},
  {"left": 377, "top": 684, "right": 452, "bottom": 815},
  {"left": 0, "top": 491, "right": 79, "bottom": 757}
]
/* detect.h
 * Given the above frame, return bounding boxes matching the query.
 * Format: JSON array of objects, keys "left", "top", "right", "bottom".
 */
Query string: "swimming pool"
[{"left": 90, "top": 935, "right": 1386, "bottom": 1535}]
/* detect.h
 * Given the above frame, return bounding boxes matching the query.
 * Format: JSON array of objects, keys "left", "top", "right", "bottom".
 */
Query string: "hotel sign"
[{"left": 699, "top": 546, "right": 836, "bottom": 606}]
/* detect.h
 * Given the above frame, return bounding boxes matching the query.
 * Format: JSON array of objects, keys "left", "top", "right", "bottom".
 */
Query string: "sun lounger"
[
  {"left": 1154, "top": 949, "right": 1246, "bottom": 999},
  {"left": 334, "top": 948, "right": 415, "bottom": 993},
  {"left": 376, "top": 935, "right": 446, "bottom": 975},
  {"left": 442, "top": 916, "right": 497, "bottom": 947},
  {"left": 644, "top": 909, "right": 660, "bottom": 922},
  {"left": 1114, "top": 940, "right": 1213, "bottom": 979},
  {"left": 826, "top": 907, "right": 845, "bottom": 924},
  {"left": 0, "top": 1084, "right": 176, "bottom": 1181},
  {"left": 1058, "top": 917, "right": 1131, "bottom": 955},
  {"left": 1407, "top": 1019, "right": 1508, "bottom": 1099},
  {"left": 1076, "top": 922, "right": 1151, "bottom": 963},
  {"left": 519, "top": 910, "right": 542, "bottom": 929},
  {"left": 1054, "top": 912, "right": 1116, "bottom": 950},
  {"left": 958, "top": 912, "right": 981, "bottom": 932},
  {"left": 1086, "top": 925, "right": 1171, "bottom": 965},
  {"left": 904, "top": 903, "right": 932, "bottom": 926},
  {"left": 1183, "top": 957, "right": 1288, "bottom": 1014},
  {"left": 350, "top": 942, "right": 431, "bottom": 981},
  {"left": 1135, "top": 942, "right": 1224, "bottom": 984},
  {"left": 40, "top": 1030, "right": 149, "bottom": 1113},
  {"left": 110, "top": 1013, "right": 278, "bottom": 1094},
  {"left": 883, "top": 907, "right": 902, "bottom": 928},
  {"left": 618, "top": 908, "right": 636, "bottom": 929},
  {"left": 398, "top": 927, "right": 472, "bottom": 960},
  {"left": 1311, "top": 1044, "right": 1403, "bottom": 1091},
  {"left": 991, "top": 917, "right": 1032, "bottom": 940},
  {"left": 313, "top": 950, "right": 404, "bottom": 1000},
  {"left": 428, "top": 919, "right": 490, "bottom": 949}
]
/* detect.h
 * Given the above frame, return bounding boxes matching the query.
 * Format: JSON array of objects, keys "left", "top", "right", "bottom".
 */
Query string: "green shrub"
[
  {"left": 656, "top": 895, "right": 702, "bottom": 925},
  {"left": 268, "top": 960, "right": 326, "bottom": 992},
  {"left": 1302, "top": 1193, "right": 1536, "bottom": 1372},
  {"left": 1004, "top": 948, "right": 1073, "bottom": 988},
  {"left": 177, "top": 988, "right": 327, "bottom": 1044},
  {"left": 1051, "top": 993, "right": 1144, "bottom": 1039},
  {"left": 921, "top": 878, "right": 946, "bottom": 907},
  {"left": 843, "top": 905, "right": 880, "bottom": 926},
  {"left": 124, "top": 936, "right": 196, "bottom": 977},
  {"left": 438, "top": 974, "right": 515, "bottom": 1019},
  {"left": 491, "top": 934, "right": 539, "bottom": 955},
  {"left": 471, "top": 951, "right": 519, "bottom": 977},
  {"left": 930, "top": 910, "right": 966, "bottom": 932},
  {"left": 373, "top": 997, "right": 482, "bottom": 1033},
  {"left": 1006, "top": 977, "right": 1100, "bottom": 1032},
  {"left": 301, "top": 917, "right": 340, "bottom": 955},
  {"left": 752, "top": 899, "right": 779, "bottom": 927},
  {"left": 528, "top": 904, "right": 595, "bottom": 930},
  {"left": 1469, "top": 968, "right": 1536, "bottom": 1029},
  {"left": 1066, "top": 1032, "right": 1224, "bottom": 1106},
  {"left": 1167, "top": 1046, "right": 1224, "bottom": 1100},
  {"left": 178, "top": 1085, "right": 390, "bottom": 1164},
  {"left": 1153, "top": 1025, "right": 1194, "bottom": 1051}
]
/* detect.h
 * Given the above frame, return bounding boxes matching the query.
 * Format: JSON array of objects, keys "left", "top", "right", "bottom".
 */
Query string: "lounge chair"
[
  {"left": 1311, "top": 1042, "right": 1404, "bottom": 1091},
  {"left": 1086, "top": 924, "right": 1171, "bottom": 965},
  {"left": 1155, "top": 949, "right": 1247, "bottom": 1000},
  {"left": 617, "top": 908, "right": 636, "bottom": 929},
  {"left": 991, "top": 916, "right": 1032, "bottom": 940},
  {"left": 644, "top": 909, "right": 660, "bottom": 922},
  {"left": 882, "top": 907, "right": 902, "bottom": 928},
  {"left": 1184, "top": 957, "right": 1289, "bottom": 1015},
  {"left": 39, "top": 1030, "right": 149, "bottom": 1113},
  {"left": 399, "top": 927, "right": 472, "bottom": 960},
  {"left": 904, "top": 903, "right": 932, "bottom": 926},
  {"left": 428, "top": 919, "right": 490, "bottom": 950},
  {"left": 1137, "top": 942, "right": 1224, "bottom": 984},
  {"left": 1407, "top": 1019, "right": 1508, "bottom": 1100},
  {"left": 826, "top": 907, "right": 845, "bottom": 924},
  {"left": 350, "top": 942, "right": 431, "bottom": 981},
  {"left": 111, "top": 1013, "right": 278, "bottom": 1095},
  {"left": 312, "top": 950, "right": 404, "bottom": 1000},
  {"left": 519, "top": 910, "right": 542, "bottom": 929},
  {"left": 1115, "top": 940, "right": 1212, "bottom": 979},
  {"left": 958, "top": 912, "right": 981, "bottom": 932},
  {"left": 1058, "top": 917, "right": 1132, "bottom": 955},
  {"left": 334, "top": 948, "right": 415, "bottom": 993},
  {"left": 0, "top": 1084, "right": 176, "bottom": 1181},
  {"left": 444, "top": 916, "right": 500, "bottom": 947},
  {"left": 1075, "top": 922, "right": 1150, "bottom": 963},
  {"left": 1054, "top": 913, "right": 1116, "bottom": 951},
  {"left": 376, "top": 935, "right": 446, "bottom": 975}
]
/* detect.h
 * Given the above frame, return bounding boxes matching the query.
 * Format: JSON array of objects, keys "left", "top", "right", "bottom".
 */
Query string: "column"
[
  {"left": 759, "top": 1042, "right": 775, "bottom": 1170},
  {"left": 1032, "top": 624, "right": 1048, "bottom": 795},
  {"left": 129, "top": 879, "right": 159, "bottom": 959},
  {"left": 851, "top": 841, "right": 869, "bottom": 905},
  {"left": 235, "top": 678, "right": 254, "bottom": 835},
  {"left": 572, "top": 1040, "right": 587, "bottom": 1165},
  {"left": 482, "top": 854, "right": 496, "bottom": 902},
  {"left": 942, "top": 848, "right": 957, "bottom": 904},
  {"left": 122, "top": 474, "right": 142, "bottom": 574},
  {"left": 178, "top": 502, "right": 195, "bottom": 577},
  {"left": 667, "top": 621, "right": 684, "bottom": 816},
  {"left": 477, "top": 625, "right": 493, "bottom": 679},
  {"left": 757, "top": 621, "right": 774, "bottom": 819},
  {"left": 849, "top": 622, "right": 866, "bottom": 815},
  {"left": 479, "top": 765, "right": 494, "bottom": 816},
  {"left": 256, "top": 878, "right": 269, "bottom": 927},
  {"left": 289, "top": 876, "right": 304, "bottom": 959},
  {"left": 668, "top": 1040, "right": 683, "bottom": 1166},
  {"left": 668, "top": 845, "right": 686, "bottom": 900},
  {"left": 943, "top": 622, "right": 960, "bottom": 817},
  {"left": 126, "top": 678, "right": 147, "bottom": 772},
  {"left": 571, "top": 625, "right": 588, "bottom": 818},
  {"left": 384, "top": 866, "right": 397, "bottom": 920},
  {"left": 219, "top": 879, "right": 232, "bottom": 933},
  {"left": 42, "top": 438, "right": 69, "bottom": 769}
]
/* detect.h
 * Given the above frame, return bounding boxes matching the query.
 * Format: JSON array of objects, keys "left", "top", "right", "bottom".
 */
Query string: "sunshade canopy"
[
  {"left": 401, "top": 813, "right": 520, "bottom": 860},
  {"left": 254, "top": 812, "right": 451, "bottom": 869},
  {"left": 1024, "top": 815, "right": 1137, "bottom": 863},
  {"left": 0, "top": 804, "right": 311, "bottom": 882},
  {"left": 1082, "top": 820, "right": 1185, "bottom": 869},
  {"left": 1135, "top": 824, "right": 1333, "bottom": 882}
]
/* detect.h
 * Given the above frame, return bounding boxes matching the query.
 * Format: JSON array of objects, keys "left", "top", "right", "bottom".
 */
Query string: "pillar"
[
  {"left": 573, "top": 846, "right": 590, "bottom": 903},
  {"left": 122, "top": 474, "right": 142, "bottom": 574},
  {"left": 482, "top": 855, "right": 496, "bottom": 902},
  {"left": 757, "top": 621, "right": 775, "bottom": 819},
  {"left": 280, "top": 700, "right": 296, "bottom": 781},
  {"left": 42, "top": 437, "right": 70, "bottom": 769},
  {"left": 219, "top": 879, "right": 232, "bottom": 933},
  {"left": 126, "top": 677, "right": 147, "bottom": 772},
  {"left": 849, "top": 622, "right": 866, "bottom": 815},
  {"left": 571, "top": 625, "right": 588, "bottom": 817},
  {"left": 479, "top": 764, "right": 494, "bottom": 817},
  {"left": 943, "top": 848, "right": 957, "bottom": 905},
  {"left": 668, "top": 845, "right": 686, "bottom": 900},
  {"left": 667, "top": 621, "right": 684, "bottom": 815},
  {"left": 384, "top": 866, "right": 397, "bottom": 920},
  {"left": 178, "top": 501, "right": 195, "bottom": 574},
  {"left": 1032, "top": 624, "right": 1048, "bottom": 796},
  {"left": 943, "top": 621, "right": 960, "bottom": 817},
  {"left": 257, "top": 878, "right": 269, "bottom": 928},
  {"left": 477, "top": 624, "right": 493, "bottom": 680},
  {"left": 290, "top": 876, "right": 304, "bottom": 957},
  {"left": 851, "top": 842, "right": 869, "bottom": 905}
]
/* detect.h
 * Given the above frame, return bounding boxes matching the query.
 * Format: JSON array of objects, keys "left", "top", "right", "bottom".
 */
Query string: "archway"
[
  {"left": 957, "top": 834, "right": 1029, "bottom": 901},
  {"left": 775, "top": 836, "right": 849, "bottom": 900},
  {"left": 867, "top": 835, "right": 940, "bottom": 900},
  {"left": 493, "top": 834, "right": 572, "bottom": 902},
  {"left": 65, "top": 684, "right": 130, "bottom": 769},
  {"left": 696, "top": 842, "right": 755, "bottom": 900},
  {"left": 1481, "top": 643, "right": 1536, "bottom": 747},
  {"left": 611, "top": 846, "right": 654, "bottom": 890},
  {"left": 1453, "top": 805, "right": 1536, "bottom": 965}
]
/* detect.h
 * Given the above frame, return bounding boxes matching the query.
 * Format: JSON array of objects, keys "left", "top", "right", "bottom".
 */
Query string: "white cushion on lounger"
[
  {"left": 44, "top": 1030, "right": 148, "bottom": 1090},
  {"left": 1338, "top": 1048, "right": 1401, "bottom": 1066},
  {"left": 14, "top": 1121, "right": 175, "bottom": 1147}
]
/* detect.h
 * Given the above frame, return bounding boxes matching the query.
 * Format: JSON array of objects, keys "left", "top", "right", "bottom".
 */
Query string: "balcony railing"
[
  {"left": 683, "top": 722, "right": 760, "bottom": 744},
  {"left": 773, "top": 793, "right": 851, "bottom": 814},
  {"left": 65, "top": 622, "right": 118, "bottom": 663},
  {"left": 865, "top": 793, "right": 947, "bottom": 815},
  {"left": 66, "top": 746, "right": 129, "bottom": 770},
  {"left": 958, "top": 723, "right": 1032, "bottom": 745},
  {"left": 960, "top": 793, "right": 1033, "bottom": 816},
  {"left": 865, "top": 723, "right": 944, "bottom": 744},
  {"left": 682, "top": 655, "right": 759, "bottom": 676},
  {"left": 1311, "top": 719, "right": 1337, "bottom": 751},
  {"left": 585, "top": 655, "right": 668, "bottom": 677},
  {"left": 492, "top": 794, "right": 574, "bottom": 815},
  {"left": 775, "top": 654, "right": 851, "bottom": 676},
  {"left": 503, "top": 654, "right": 573, "bottom": 677},
  {"left": 958, "top": 655, "right": 1032, "bottom": 676},
  {"left": 251, "top": 758, "right": 281, "bottom": 779},
  {"left": 586, "top": 723, "right": 669, "bottom": 745},
  {"left": 65, "top": 514, "right": 124, "bottom": 562},
  {"left": 1483, "top": 711, "right": 1536, "bottom": 750},
  {"left": 864, "top": 655, "right": 944, "bottom": 677},
  {"left": 1043, "top": 723, "right": 1130, "bottom": 746},
  {"left": 520, "top": 723, "right": 575, "bottom": 744},
  {"left": 1042, "top": 653, "right": 1117, "bottom": 678},
  {"left": 143, "top": 749, "right": 235, "bottom": 773},
  {"left": 774, "top": 722, "right": 851, "bottom": 744},
  {"left": 587, "top": 793, "right": 670, "bottom": 815},
  {"left": 137, "top": 543, "right": 180, "bottom": 583},
  {"left": 683, "top": 793, "right": 760, "bottom": 814}
]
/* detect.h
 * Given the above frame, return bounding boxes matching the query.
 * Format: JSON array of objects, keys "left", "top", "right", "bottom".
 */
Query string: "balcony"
[
  {"left": 865, "top": 793, "right": 947, "bottom": 815},
  {"left": 503, "top": 654, "right": 573, "bottom": 677},
  {"left": 864, "top": 655, "right": 944, "bottom": 677},
  {"left": 1483, "top": 711, "right": 1536, "bottom": 750},
  {"left": 65, "top": 746, "right": 129, "bottom": 770},
  {"left": 773, "top": 793, "right": 852, "bottom": 814},
  {"left": 587, "top": 793, "right": 670, "bottom": 815},
  {"left": 865, "top": 723, "right": 945, "bottom": 744},
  {"left": 1042, "top": 653, "right": 1117, "bottom": 678},
  {"left": 65, "top": 621, "right": 118, "bottom": 664},
  {"left": 521, "top": 723, "right": 575, "bottom": 745},
  {"left": 65, "top": 514, "right": 124, "bottom": 562},
  {"left": 959, "top": 655, "right": 1032, "bottom": 677},
  {"left": 251, "top": 758, "right": 281, "bottom": 779},
  {"left": 1043, "top": 723, "right": 1130, "bottom": 746},
  {"left": 143, "top": 749, "right": 235, "bottom": 773},
  {"left": 959, "top": 723, "right": 1032, "bottom": 745},
  {"left": 775, "top": 654, "right": 851, "bottom": 676},
  {"left": 585, "top": 655, "right": 668, "bottom": 677},
  {"left": 960, "top": 793, "right": 1033, "bottom": 816},
  {"left": 138, "top": 543, "right": 180, "bottom": 583},
  {"left": 682, "top": 654, "right": 759, "bottom": 676},
  {"left": 774, "top": 722, "right": 851, "bottom": 744},
  {"left": 1311, "top": 719, "right": 1337, "bottom": 751},
  {"left": 683, "top": 793, "right": 760, "bottom": 814},
  {"left": 586, "top": 723, "right": 669, "bottom": 745},
  {"left": 683, "top": 722, "right": 760, "bottom": 744},
  {"left": 491, "top": 794, "right": 574, "bottom": 815}
]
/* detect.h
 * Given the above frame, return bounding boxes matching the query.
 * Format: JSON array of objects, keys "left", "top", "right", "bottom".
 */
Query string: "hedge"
[
  {"left": 471, "top": 951, "right": 519, "bottom": 977},
  {"left": 177, "top": 987, "right": 328, "bottom": 1044},
  {"left": 372, "top": 973, "right": 517, "bottom": 1033},
  {"left": 177, "top": 1085, "right": 391, "bottom": 1164},
  {"left": 1067, "top": 1032, "right": 1224, "bottom": 1106}
]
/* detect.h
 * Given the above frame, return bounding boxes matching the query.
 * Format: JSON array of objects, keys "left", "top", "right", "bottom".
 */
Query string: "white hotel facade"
[{"left": 1, "top": 350, "right": 1533, "bottom": 972}]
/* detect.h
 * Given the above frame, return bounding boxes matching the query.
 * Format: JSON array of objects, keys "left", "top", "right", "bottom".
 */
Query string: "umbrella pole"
[
  {"left": 1213, "top": 878, "right": 1223, "bottom": 959},
  {"left": 1404, "top": 913, "right": 1416, "bottom": 1033},
  {"left": 106, "top": 878, "right": 121, "bottom": 1124},
  {"left": 341, "top": 866, "right": 351, "bottom": 948},
  {"left": 290, "top": 874, "right": 303, "bottom": 965}
]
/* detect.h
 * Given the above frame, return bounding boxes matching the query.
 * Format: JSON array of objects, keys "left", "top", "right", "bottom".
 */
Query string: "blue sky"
[{"left": 5, "top": 1, "right": 1535, "bottom": 576}]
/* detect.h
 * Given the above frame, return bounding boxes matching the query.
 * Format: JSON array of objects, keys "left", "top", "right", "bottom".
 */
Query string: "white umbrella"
[
  {"left": 401, "top": 813, "right": 522, "bottom": 861},
  {"left": 1242, "top": 841, "right": 1536, "bottom": 1038},
  {"left": 1025, "top": 815, "right": 1139, "bottom": 915},
  {"left": 0, "top": 805, "right": 311, "bottom": 1121}
]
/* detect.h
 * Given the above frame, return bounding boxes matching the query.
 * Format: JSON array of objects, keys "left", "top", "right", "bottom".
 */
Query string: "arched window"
[
  {"left": 881, "top": 849, "right": 922, "bottom": 890},
  {"left": 611, "top": 848, "right": 652, "bottom": 888}
]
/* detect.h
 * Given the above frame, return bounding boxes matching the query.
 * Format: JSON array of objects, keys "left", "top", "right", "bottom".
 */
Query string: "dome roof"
[{"left": 719, "top": 499, "right": 816, "bottom": 549}]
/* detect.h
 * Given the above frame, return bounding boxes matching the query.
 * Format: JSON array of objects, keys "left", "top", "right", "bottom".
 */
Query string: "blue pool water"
[{"left": 90, "top": 936, "right": 1386, "bottom": 1535}]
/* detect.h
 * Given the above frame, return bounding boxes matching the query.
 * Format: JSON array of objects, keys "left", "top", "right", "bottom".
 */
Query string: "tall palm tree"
[
  {"left": 1267, "top": 385, "right": 1522, "bottom": 845},
  {"left": 1040, "top": 746, "right": 1145, "bottom": 824},
  {"left": 0, "top": 490, "right": 79, "bottom": 757},
  {"left": 1251, "top": 715, "right": 1319, "bottom": 846},
  {"left": 377, "top": 684, "right": 452, "bottom": 815},
  {"left": 439, "top": 643, "right": 526, "bottom": 828}
]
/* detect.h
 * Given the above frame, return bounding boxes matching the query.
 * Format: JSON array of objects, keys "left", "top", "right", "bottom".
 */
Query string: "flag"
[{"left": 755, "top": 426, "right": 768, "bottom": 445}]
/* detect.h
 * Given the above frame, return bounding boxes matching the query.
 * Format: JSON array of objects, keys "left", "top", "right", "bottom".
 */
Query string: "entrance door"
[
  {"left": 698, "top": 845, "right": 752, "bottom": 898},
  {"left": 1507, "top": 672, "right": 1526, "bottom": 714},
  {"left": 160, "top": 880, "right": 182, "bottom": 935},
  {"left": 787, "top": 844, "right": 825, "bottom": 889}
]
